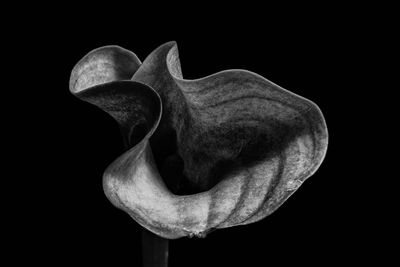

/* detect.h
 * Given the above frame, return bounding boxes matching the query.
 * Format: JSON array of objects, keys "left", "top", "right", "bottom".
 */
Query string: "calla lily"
[{"left": 69, "top": 41, "right": 328, "bottom": 240}]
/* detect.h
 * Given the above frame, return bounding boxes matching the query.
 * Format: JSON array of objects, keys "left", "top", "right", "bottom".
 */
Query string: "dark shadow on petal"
[
  {"left": 75, "top": 81, "right": 162, "bottom": 150},
  {"left": 177, "top": 116, "right": 310, "bottom": 193},
  {"left": 130, "top": 42, "right": 327, "bottom": 195},
  {"left": 149, "top": 128, "right": 185, "bottom": 194},
  {"left": 129, "top": 123, "right": 149, "bottom": 148}
]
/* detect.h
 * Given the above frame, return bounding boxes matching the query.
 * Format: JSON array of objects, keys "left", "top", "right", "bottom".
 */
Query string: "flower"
[{"left": 69, "top": 41, "right": 328, "bottom": 239}]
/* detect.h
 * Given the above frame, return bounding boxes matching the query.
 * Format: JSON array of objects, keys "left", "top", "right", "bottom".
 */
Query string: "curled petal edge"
[{"left": 70, "top": 42, "right": 328, "bottom": 239}]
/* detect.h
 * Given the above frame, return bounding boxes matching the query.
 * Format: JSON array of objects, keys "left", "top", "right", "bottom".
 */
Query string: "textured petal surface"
[
  {"left": 70, "top": 42, "right": 328, "bottom": 239},
  {"left": 75, "top": 81, "right": 161, "bottom": 146},
  {"left": 70, "top": 46, "right": 141, "bottom": 93}
]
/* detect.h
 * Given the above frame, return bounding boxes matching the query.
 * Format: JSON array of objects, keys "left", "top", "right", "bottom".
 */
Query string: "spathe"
[{"left": 69, "top": 41, "right": 328, "bottom": 239}]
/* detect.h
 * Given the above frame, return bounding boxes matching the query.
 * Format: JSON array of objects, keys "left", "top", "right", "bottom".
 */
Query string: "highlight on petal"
[
  {"left": 70, "top": 42, "right": 328, "bottom": 239},
  {"left": 69, "top": 46, "right": 141, "bottom": 93}
]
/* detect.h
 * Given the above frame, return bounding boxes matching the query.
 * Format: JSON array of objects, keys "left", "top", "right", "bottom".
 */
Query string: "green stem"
[{"left": 142, "top": 229, "right": 169, "bottom": 267}]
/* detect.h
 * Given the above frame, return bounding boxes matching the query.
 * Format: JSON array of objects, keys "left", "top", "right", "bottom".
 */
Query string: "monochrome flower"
[{"left": 69, "top": 41, "right": 328, "bottom": 239}]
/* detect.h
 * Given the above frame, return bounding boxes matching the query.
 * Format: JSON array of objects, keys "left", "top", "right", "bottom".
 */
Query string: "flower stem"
[{"left": 141, "top": 228, "right": 169, "bottom": 267}]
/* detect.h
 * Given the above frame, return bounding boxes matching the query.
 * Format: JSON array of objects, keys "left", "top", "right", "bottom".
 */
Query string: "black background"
[{"left": 15, "top": 7, "right": 379, "bottom": 266}]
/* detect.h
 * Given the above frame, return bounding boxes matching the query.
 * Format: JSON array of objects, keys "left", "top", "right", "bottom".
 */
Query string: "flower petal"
[
  {"left": 101, "top": 42, "right": 327, "bottom": 238},
  {"left": 72, "top": 80, "right": 162, "bottom": 148},
  {"left": 70, "top": 42, "right": 328, "bottom": 239},
  {"left": 166, "top": 47, "right": 328, "bottom": 228},
  {"left": 69, "top": 46, "right": 141, "bottom": 93}
]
